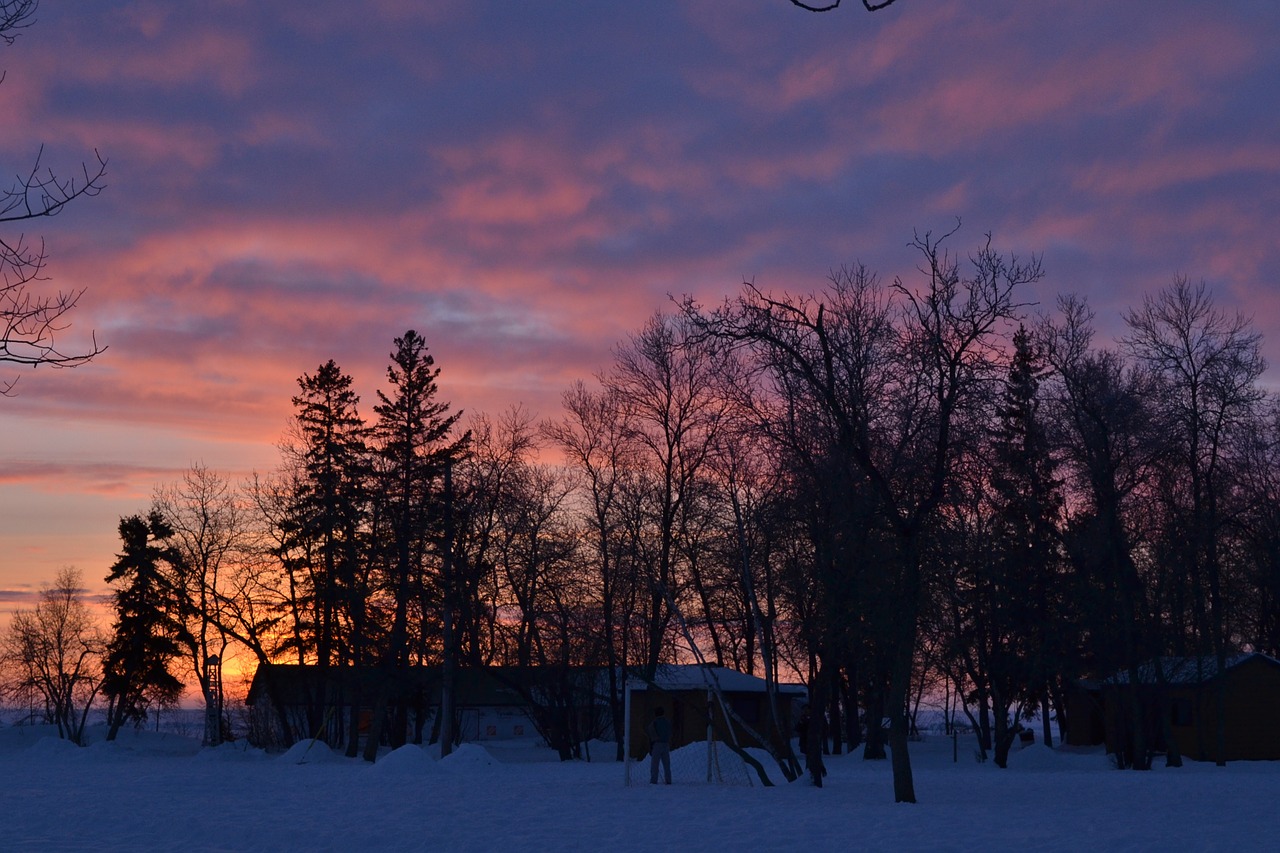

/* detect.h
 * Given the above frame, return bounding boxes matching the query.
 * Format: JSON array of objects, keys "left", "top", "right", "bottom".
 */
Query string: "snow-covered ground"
[{"left": 0, "top": 722, "right": 1274, "bottom": 852}]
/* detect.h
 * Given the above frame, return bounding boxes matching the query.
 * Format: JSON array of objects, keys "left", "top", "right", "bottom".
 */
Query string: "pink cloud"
[
  {"left": 0, "top": 460, "right": 178, "bottom": 497},
  {"left": 1070, "top": 144, "right": 1280, "bottom": 197},
  {"left": 29, "top": 22, "right": 260, "bottom": 99},
  {"left": 3, "top": 0, "right": 1279, "bottom": 608}
]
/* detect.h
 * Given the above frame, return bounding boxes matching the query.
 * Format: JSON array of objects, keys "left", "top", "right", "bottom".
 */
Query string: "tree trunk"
[
  {"left": 862, "top": 684, "right": 887, "bottom": 760},
  {"left": 991, "top": 694, "right": 1015, "bottom": 769},
  {"left": 805, "top": 659, "right": 830, "bottom": 786},
  {"left": 887, "top": 605, "right": 918, "bottom": 802}
]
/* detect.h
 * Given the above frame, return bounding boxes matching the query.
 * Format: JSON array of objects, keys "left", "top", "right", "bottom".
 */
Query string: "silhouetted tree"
[
  {"left": 1, "top": 0, "right": 107, "bottom": 390},
  {"left": 153, "top": 464, "right": 245, "bottom": 746},
  {"left": 1233, "top": 402, "right": 1280, "bottom": 657},
  {"left": 102, "top": 512, "right": 190, "bottom": 741},
  {"left": 606, "top": 312, "right": 729, "bottom": 677},
  {"left": 789, "top": 0, "right": 901, "bottom": 11},
  {"left": 544, "top": 381, "right": 635, "bottom": 760},
  {"left": 365, "top": 330, "right": 466, "bottom": 757},
  {"left": 1123, "top": 278, "right": 1265, "bottom": 766},
  {"left": 1040, "top": 296, "right": 1166, "bottom": 770},
  {"left": 686, "top": 227, "right": 1038, "bottom": 800},
  {"left": 281, "top": 359, "right": 372, "bottom": 752},
  {"left": 0, "top": 567, "right": 104, "bottom": 744}
]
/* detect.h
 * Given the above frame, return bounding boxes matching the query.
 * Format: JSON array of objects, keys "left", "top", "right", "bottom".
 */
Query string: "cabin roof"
[
  {"left": 246, "top": 662, "right": 806, "bottom": 707},
  {"left": 627, "top": 664, "right": 807, "bottom": 696},
  {"left": 1105, "top": 652, "right": 1280, "bottom": 686}
]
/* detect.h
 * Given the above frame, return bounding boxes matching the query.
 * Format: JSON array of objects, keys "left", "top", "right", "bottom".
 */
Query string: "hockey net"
[{"left": 621, "top": 591, "right": 792, "bottom": 786}]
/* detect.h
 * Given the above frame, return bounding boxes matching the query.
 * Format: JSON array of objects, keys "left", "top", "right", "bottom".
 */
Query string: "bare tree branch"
[
  {"left": 1, "top": 145, "right": 109, "bottom": 225},
  {"left": 789, "top": 0, "right": 901, "bottom": 12},
  {"left": 1, "top": 0, "right": 108, "bottom": 390},
  {"left": 0, "top": 1, "right": 38, "bottom": 46}
]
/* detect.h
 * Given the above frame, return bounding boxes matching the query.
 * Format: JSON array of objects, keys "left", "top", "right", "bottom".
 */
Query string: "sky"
[{"left": 2, "top": 0, "right": 1279, "bottom": 608}]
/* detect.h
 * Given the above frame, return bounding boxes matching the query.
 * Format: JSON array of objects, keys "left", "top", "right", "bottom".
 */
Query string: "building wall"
[
  {"left": 1102, "top": 658, "right": 1280, "bottom": 762},
  {"left": 1170, "top": 658, "right": 1280, "bottom": 761},
  {"left": 1065, "top": 686, "right": 1106, "bottom": 747},
  {"left": 626, "top": 689, "right": 795, "bottom": 759},
  {"left": 461, "top": 707, "right": 536, "bottom": 741}
]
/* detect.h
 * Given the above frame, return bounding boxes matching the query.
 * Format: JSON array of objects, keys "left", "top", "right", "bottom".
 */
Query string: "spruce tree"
[
  {"left": 285, "top": 359, "right": 372, "bottom": 753},
  {"left": 367, "top": 330, "right": 467, "bottom": 755},
  {"left": 102, "top": 512, "right": 191, "bottom": 741},
  {"left": 986, "top": 325, "right": 1065, "bottom": 763}
]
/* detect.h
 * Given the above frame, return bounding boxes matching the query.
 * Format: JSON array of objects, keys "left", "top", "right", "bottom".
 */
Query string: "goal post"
[
  {"left": 621, "top": 665, "right": 777, "bottom": 787},
  {"left": 620, "top": 582, "right": 803, "bottom": 786},
  {"left": 623, "top": 673, "right": 633, "bottom": 786}
]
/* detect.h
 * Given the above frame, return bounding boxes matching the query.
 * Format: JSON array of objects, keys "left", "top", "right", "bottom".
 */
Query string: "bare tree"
[
  {"left": 1, "top": 0, "right": 108, "bottom": 391},
  {"left": 790, "top": 0, "right": 901, "bottom": 11},
  {"left": 544, "top": 381, "right": 639, "bottom": 760},
  {"left": 1, "top": 2, "right": 37, "bottom": 44},
  {"left": 1233, "top": 401, "right": 1280, "bottom": 657},
  {"left": 606, "top": 312, "right": 732, "bottom": 677},
  {"left": 453, "top": 406, "right": 537, "bottom": 667},
  {"left": 686, "top": 228, "right": 1037, "bottom": 801},
  {"left": 153, "top": 464, "right": 246, "bottom": 746},
  {"left": 0, "top": 567, "right": 105, "bottom": 744},
  {"left": 1039, "top": 295, "right": 1166, "bottom": 770},
  {"left": 1122, "top": 278, "right": 1265, "bottom": 767}
]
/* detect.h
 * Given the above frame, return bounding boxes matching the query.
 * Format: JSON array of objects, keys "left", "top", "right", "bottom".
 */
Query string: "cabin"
[
  {"left": 246, "top": 662, "right": 803, "bottom": 757},
  {"left": 1098, "top": 653, "right": 1280, "bottom": 762},
  {"left": 1064, "top": 679, "right": 1106, "bottom": 747},
  {"left": 624, "top": 664, "right": 806, "bottom": 759}
]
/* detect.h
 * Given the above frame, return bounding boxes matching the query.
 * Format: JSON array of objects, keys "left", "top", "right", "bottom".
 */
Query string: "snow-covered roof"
[
  {"left": 1105, "top": 653, "right": 1280, "bottom": 685},
  {"left": 626, "top": 664, "right": 806, "bottom": 695}
]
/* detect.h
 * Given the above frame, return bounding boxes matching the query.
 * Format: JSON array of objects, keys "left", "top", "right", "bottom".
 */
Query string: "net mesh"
[{"left": 626, "top": 737, "right": 757, "bottom": 785}]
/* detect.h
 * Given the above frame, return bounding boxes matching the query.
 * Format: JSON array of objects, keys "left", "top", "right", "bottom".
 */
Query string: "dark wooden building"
[
  {"left": 247, "top": 662, "right": 804, "bottom": 759},
  {"left": 624, "top": 664, "right": 805, "bottom": 759},
  {"left": 1094, "top": 653, "right": 1280, "bottom": 762}
]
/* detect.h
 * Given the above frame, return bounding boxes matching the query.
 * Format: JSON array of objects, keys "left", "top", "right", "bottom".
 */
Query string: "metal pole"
[
  {"left": 622, "top": 675, "right": 632, "bottom": 786},
  {"left": 706, "top": 688, "right": 713, "bottom": 782},
  {"left": 440, "top": 461, "right": 456, "bottom": 758}
]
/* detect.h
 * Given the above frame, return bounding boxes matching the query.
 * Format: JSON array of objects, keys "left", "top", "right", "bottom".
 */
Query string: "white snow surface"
[{"left": 1, "top": 723, "right": 1275, "bottom": 852}]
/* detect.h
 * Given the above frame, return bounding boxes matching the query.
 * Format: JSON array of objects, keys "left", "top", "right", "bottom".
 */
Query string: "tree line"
[{"left": 5, "top": 229, "right": 1279, "bottom": 803}]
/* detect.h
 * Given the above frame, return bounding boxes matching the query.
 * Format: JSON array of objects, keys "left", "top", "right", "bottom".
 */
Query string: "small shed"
[
  {"left": 1102, "top": 653, "right": 1280, "bottom": 762},
  {"left": 624, "top": 664, "right": 805, "bottom": 759},
  {"left": 1064, "top": 679, "right": 1106, "bottom": 747}
]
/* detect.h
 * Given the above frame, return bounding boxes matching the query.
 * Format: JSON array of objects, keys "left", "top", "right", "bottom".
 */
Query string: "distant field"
[{"left": 1, "top": 706, "right": 217, "bottom": 739}]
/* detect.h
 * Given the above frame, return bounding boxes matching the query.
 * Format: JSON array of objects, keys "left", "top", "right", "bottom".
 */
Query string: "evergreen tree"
[
  {"left": 366, "top": 330, "right": 467, "bottom": 755},
  {"left": 283, "top": 359, "right": 372, "bottom": 753},
  {"left": 285, "top": 359, "right": 371, "bottom": 668},
  {"left": 984, "top": 325, "right": 1066, "bottom": 765},
  {"left": 102, "top": 512, "right": 190, "bottom": 741}
]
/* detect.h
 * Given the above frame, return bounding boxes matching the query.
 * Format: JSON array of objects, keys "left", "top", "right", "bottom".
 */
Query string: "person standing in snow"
[
  {"left": 795, "top": 703, "right": 811, "bottom": 753},
  {"left": 795, "top": 703, "right": 826, "bottom": 780},
  {"left": 646, "top": 706, "right": 672, "bottom": 784}
]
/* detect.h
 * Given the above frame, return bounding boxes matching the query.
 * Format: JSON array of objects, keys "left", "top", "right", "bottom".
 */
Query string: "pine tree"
[
  {"left": 283, "top": 359, "right": 372, "bottom": 752},
  {"left": 102, "top": 512, "right": 191, "bottom": 741},
  {"left": 366, "top": 330, "right": 467, "bottom": 755},
  {"left": 986, "top": 325, "right": 1065, "bottom": 764}
]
